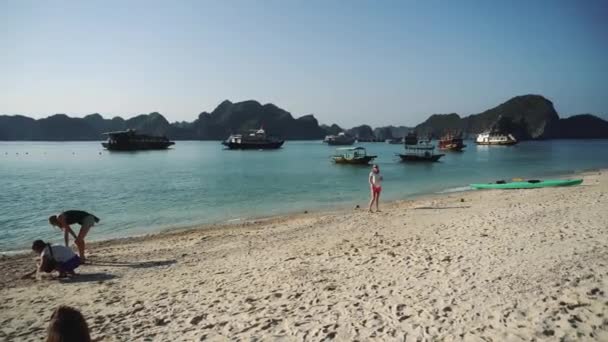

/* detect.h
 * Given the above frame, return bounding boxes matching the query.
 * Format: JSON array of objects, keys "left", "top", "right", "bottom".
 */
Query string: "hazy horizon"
[
  {"left": 1, "top": 94, "right": 606, "bottom": 129},
  {"left": 2, "top": 0, "right": 607, "bottom": 127}
]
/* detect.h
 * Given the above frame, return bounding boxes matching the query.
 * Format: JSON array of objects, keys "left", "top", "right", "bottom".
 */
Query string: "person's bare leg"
[
  {"left": 376, "top": 191, "right": 381, "bottom": 212},
  {"left": 368, "top": 188, "right": 375, "bottom": 212},
  {"left": 76, "top": 225, "right": 91, "bottom": 262}
]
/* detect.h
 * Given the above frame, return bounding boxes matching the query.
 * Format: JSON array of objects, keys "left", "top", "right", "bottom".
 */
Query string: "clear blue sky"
[{"left": 1, "top": 0, "right": 607, "bottom": 126}]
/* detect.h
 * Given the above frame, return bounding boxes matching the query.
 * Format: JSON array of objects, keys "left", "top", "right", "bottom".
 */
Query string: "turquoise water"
[{"left": 1, "top": 140, "right": 608, "bottom": 252}]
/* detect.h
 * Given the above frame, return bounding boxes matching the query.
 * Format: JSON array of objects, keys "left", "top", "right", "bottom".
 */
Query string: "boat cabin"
[{"left": 336, "top": 146, "right": 368, "bottom": 158}]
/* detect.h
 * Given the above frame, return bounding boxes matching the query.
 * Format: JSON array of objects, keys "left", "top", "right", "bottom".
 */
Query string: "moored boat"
[
  {"left": 324, "top": 132, "right": 356, "bottom": 146},
  {"left": 475, "top": 132, "right": 517, "bottom": 145},
  {"left": 438, "top": 132, "right": 466, "bottom": 151},
  {"left": 396, "top": 133, "right": 444, "bottom": 162},
  {"left": 332, "top": 147, "right": 377, "bottom": 165},
  {"left": 470, "top": 178, "right": 583, "bottom": 189},
  {"left": 222, "top": 128, "right": 284, "bottom": 150},
  {"left": 101, "top": 129, "right": 175, "bottom": 151}
]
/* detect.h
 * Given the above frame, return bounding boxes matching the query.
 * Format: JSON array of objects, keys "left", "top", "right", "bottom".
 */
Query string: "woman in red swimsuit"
[{"left": 368, "top": 164, "right": 383, "bottom": 212}]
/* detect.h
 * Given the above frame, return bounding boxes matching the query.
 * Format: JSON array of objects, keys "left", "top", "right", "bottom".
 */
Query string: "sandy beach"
[{"left": 1, "top": 171, "right": 607, "bottom": 341}]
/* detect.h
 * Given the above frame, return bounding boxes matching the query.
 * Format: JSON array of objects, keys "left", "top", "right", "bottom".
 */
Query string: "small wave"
[
  {"left": 0, "top": 248, "right": 30, "bottom": 257},
  {"left": 436, "top": 186, "right": 472, "bottom": 194}
]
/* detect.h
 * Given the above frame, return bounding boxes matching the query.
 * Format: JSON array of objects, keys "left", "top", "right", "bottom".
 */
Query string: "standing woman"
[
  {"left": 49, "top": 210, "right": 99, "bottom": 263},
  {"left": 368, "top": 164, "right": 383, "bottom": 212}
]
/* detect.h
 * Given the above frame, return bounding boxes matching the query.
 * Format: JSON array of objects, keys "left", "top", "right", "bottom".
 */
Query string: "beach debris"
[
  {"left": 354, "top": 205, "right": 360, "bottom": 210},
  {"left": 460, "top": 198, "right": 465, "bottom": 202},
  {"left": 154, "top": 317, "right": 168, "bottom": 326},
  {"left": 324, "top": 284, "right": 337, "bottom": 291},
  {"left": 304, "top": 210, "right": 308, "bottom": 214},
  {"left": 190, "top": 314, "right": 206, "bottom": 325},
  {"left": 542, "top": 329, "right": 555, "bottom": 336}
]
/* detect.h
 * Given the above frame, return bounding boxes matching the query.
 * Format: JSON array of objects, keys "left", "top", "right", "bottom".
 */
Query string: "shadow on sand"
[
  {"left": 414, "top": 206, "right": 472, "bottom": 210},
  {"left": 87, "top": 259, "right": 177, "bottom": 269},
  {"left": 58, "top": 272, "right": 118, "bottom": 284}
]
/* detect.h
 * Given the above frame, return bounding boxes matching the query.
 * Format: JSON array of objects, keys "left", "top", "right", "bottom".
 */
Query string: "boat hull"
[
  {"left": 332, "top": 156, "right": 377, "bottom": 165},
  {"left": 397, "top": 153, "right": 444, "bottom": 162},
  {"left": 438, "top": 144, "right": 467, "bottom": 151},
  {"left": 470, "top": 179, "right": 583, "bottom": 189},
  {"left": 222, "top": 141, "right": 285, "bottom": 150},
  {"left": 101, "top": 141, "right": 175, "bottom": 151},
  {"left": 475, "top": 141, "right": 517, "bottom": 146}
]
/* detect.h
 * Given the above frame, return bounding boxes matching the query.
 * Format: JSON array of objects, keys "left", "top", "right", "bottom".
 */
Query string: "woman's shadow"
[
  {"left": 59, "top": 258, "right": 177, "bottom": 284},
  {"left": 86, "top": 258, "right": 177, "bottom": 269},
  {"left": 58, "top": 272, "right": 118, "bottom": 283}
]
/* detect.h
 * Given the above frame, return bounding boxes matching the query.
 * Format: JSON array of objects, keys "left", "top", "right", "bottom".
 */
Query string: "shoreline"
[
  {"left": 1, "top": 167, "right": 601, "bottom": 257},
  {"left": 1, "top": 169, "right": 606, "bottom": 340}
]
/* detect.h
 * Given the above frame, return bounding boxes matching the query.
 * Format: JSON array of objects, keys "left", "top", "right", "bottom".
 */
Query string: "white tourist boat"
[{"left": 475, "top": 132, "right": 517, "bottom": 145}]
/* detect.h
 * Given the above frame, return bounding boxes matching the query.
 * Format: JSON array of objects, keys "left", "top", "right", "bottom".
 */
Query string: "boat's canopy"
[{"left": 102, "top": 129, "right": 137, "bottom": 136}]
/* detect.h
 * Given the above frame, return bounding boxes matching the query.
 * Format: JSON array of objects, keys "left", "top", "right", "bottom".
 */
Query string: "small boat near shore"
[
  {"left": 102, "top": 129, "right": 175, "bottom": 151},
  {"left": 332, "top": 147, "right": 377, "bottom": 165},
  {"left": 397, "top": 133, "right": 444, "bottom": 162},
  {"left": 470, "top": 178, "right": 583, "bottom": 189},
  {"left": 222, "top": 128, "right": 284, "bottom": 150},
  {"left": 438, "top": 132, "right": 466, "bottom": 151},
  {"left": 475, "top": 132, "right": 517, "bottom": 145}
]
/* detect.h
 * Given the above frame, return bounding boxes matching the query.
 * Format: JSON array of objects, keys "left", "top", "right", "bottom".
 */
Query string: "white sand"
[{"left": 1, "top": 171, "right": 607, "bottom": 341}]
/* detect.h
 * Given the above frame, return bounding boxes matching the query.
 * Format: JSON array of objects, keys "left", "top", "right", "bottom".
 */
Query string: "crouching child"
[{"left": 31, "top": 240, "right": 81, "bottom": 279}]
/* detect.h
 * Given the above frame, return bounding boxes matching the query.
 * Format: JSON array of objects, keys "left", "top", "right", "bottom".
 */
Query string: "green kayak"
[{"left": 470, "top": 178, "right": 583, "bottom": 189}]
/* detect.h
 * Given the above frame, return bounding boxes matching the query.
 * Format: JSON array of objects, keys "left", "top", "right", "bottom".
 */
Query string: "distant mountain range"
[
  {"left": 414, "top": 95, "right": 608, "bottom": 139},
  {"left": 1, "top": 95, "right": 607, "bottom": 141}
]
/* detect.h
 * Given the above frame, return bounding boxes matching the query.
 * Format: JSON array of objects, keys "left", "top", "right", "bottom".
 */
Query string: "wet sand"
[{"left": 1, "top": 171, "right": 607, "bottom": 341}]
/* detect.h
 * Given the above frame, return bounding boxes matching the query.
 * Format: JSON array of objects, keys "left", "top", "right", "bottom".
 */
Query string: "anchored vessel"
[
  {"left": 323, "top": 132, "right": 356, "bottom": 146},
  {"left": 222, "top": 128, "right": 284, "bottom": 150},
  {"left": 475, "top": 132, "right": 517, "bottom": 145},
  {"left": 332, "top": 147, "right": 377, "bottom": 165},
  {"left": 101, "top": 129, "right": 175, "bottom": 151},
  {"left": 438, "top": 132, "right": 466, "bottom": 151},
  {"left": 397, "top": 133, "right": 444, "bottom": 162}
]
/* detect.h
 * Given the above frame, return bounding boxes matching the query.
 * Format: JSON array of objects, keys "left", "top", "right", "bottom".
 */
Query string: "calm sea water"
[{"left": 1, "top": 140, "right": 608, "bottom": 252}]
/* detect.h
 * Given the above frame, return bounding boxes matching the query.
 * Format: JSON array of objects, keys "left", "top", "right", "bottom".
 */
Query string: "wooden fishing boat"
[
  {"left": 102, "top": 129, "right": 175, "bottom": 151},
  {"left": 222, "top": 128, "right": 284, "bottom": 150},
  {"left": 396, "top": 133, "right": 444, "bottom": 162},
  {"left": 324, "top": 132, "right": 356, "bottom": 146},
  {"left": 332, "top": 147, "right": 377, "bottom": 165},
  {"left": 438, "top": 132, "right": 466, "bottom": 151}
]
